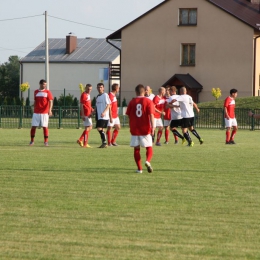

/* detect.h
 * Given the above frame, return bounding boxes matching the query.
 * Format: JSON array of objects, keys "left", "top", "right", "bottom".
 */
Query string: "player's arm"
[
  {"left": 150, "top": 113, "right": 155, "bottom": 136},
  {"left": 224, "top": 106, "right": 229, "bottom": 119},
  {"left": 80, "top": 103, "right": 85, "bottom": 120},
  {"left": 101, "top": 104, "right": 110, "bottom": 118},
  {"left": 193, "top": 102, "right": 200, "bottom": 113},
  {"left": 49, "top": 100, "right": 53, "bottom": 116}
]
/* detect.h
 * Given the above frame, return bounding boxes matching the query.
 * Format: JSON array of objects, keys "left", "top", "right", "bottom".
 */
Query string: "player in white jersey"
[
  {"left": 166, "top": 86, "right": 185, "bottom": 144},
  {"left": 145, "top": 86, "right": 155, "bottom": 100},
  {"left": 170, "top": 86, "right": 203, "bottom": 147}
]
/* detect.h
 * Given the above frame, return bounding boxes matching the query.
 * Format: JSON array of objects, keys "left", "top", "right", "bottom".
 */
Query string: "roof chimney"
[{"left": 66, "top": 33, "right": 77, "bottom": 54}]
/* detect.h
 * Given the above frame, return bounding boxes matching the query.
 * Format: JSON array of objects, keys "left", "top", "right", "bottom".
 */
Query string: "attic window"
[{"left": 179, "top": 8, "right": 197, "bottom": 26}]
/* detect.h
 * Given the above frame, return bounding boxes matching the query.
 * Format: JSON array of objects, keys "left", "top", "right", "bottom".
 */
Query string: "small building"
[
  {"left": 20, "top": 35, "right": 121, "bottom": 103},
  {"left": 107, "top": 0, "right": 260, "bottom": 103}
]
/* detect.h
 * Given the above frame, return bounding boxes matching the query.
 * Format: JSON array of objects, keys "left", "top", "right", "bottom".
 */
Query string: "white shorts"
[
  {"left": 163, "top": 119, "right": 171, "bottom": 127},
  {"left": 31, "top": 113, "right": 49, "bottom": 127},
  {"left": 82, "top": 117, "right": 92, "bottom": 127},
  {"left": 130, "top": 134, "right": 153, "bottom": 148},
  {"left": 108, "top": 117, "right": 120, "bottom": 127},
  {"left": 154, "top": 118, "right": 163, "bottom": 127},
  {"left": 225, "top": 118, "right": 237, "bottom": 128}
]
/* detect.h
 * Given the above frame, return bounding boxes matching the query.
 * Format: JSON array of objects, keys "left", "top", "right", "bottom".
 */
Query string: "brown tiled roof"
[
  {"left": 208, "top": 0, "right": 260, "bottom": 30},
  {"left": 107, "top": 0, "right": 260, "bottom": 40}
]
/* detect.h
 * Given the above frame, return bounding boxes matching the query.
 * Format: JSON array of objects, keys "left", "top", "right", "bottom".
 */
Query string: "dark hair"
[
  {"left": 135, "top": 84, "right": 145, "bottom": 95},
  {"left": 39, "top": 79, "right": 46, "bottom": 84},
  {"left": 86, "top": 84, "right": 92, "bottom": 88},
  {"left": 230, "top": 89, "right": 238, "bottom": 95},
  {"left": 97, "top": 83, "right": 104, "bottom": 87},
  {"left": 112, "top": 83, "right": 119, "bottom": 91}
]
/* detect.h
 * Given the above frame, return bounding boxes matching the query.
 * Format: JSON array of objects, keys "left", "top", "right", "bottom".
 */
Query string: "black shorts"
[
  {"left": 181, "top": 117, "right": 194, "bottom": 128},
  {"left": 96, "top": 119, "right": 109, "bottom": 129},
  {"left": 170, "top": 119, "right": 182, "bottom": 128}
]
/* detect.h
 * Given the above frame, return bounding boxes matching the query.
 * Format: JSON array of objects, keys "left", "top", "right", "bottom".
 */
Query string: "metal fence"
[{"left": 0, "top": 106, "right": 260, "bottom": 130}]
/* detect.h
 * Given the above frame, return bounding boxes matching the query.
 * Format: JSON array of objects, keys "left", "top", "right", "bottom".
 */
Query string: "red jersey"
[
  {"left": 164, "top": 97, "right": 171, "bottom": 120},
  {"left": 153, "top": 95, "right": 165, "bottom": 119},
  {"left": 34, "top": 89, "right": 53, "bottom": 114},
  {"left": 224, "top": 96, "right": 235, "bottom": 118},
  {"left": 108, "top": 92, "right": 118, "bottom": 118},
  {"left": 126, "top": 96, "right": 155, "bottom": 135},
  {"left": 80, "top": 92, "right": 94, "bottom": 117}
]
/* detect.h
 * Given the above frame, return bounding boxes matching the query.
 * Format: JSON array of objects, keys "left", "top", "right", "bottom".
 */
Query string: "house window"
[
  {"left": 179, "top": 8, "right": 197, "bottom": 25},
  {"left": 181, "top": 44, "right": 195, "bottom": 66}
]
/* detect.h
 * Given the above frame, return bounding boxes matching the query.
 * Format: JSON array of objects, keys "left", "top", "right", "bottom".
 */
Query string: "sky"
[{"left": 0, "top": 0, "right": 164, "bottom": 64}]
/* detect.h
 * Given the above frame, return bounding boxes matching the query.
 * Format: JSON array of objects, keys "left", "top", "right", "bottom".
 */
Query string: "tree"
[
  {"left": 211, "top": 88, "right": 222, "bottom": 101},
  {"left": 0, "top": 56, "right": 20, "bottom": 98}
]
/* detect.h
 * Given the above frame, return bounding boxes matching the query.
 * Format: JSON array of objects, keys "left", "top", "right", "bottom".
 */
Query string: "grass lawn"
[{"left": 0, "top": 127, "right": 260, "bottom": 259}]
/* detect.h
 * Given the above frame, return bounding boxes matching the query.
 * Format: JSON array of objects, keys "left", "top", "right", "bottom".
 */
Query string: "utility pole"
[{"left": 45, "top": 11, "right": 49, "bottom": 90}]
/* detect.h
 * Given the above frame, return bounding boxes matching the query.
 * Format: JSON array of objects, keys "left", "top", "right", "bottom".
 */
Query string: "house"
[
  {"left": 106, "top": 0, "right": 260, "bottom": 103},
  {"left": 20, "top": 35, "right": 121, "bottom": 104}
]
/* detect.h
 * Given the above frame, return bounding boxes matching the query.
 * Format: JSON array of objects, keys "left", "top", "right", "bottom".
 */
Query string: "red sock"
[
  {"left": 146, "top": 146, "right": 153, "bottom": 162},
  {"left": 79, "top": 131, "right": 85, "bottom": 141},
  {"left": 226, "top": 130, "right": 231, "bottom": 142},
  {"left": 106, "top": 130, "right": 111, "bottom": 145},
  {"left": 43, "top": 127, "right": 48, "bottom": 142},
  {"left": 165, "top": 129, "right": 169, "bottom": 142},
  {"left": 83, "top": 130, "right": 89, "bottom": 146},
  {"left": 111, "top": 129, "right": 119, "bottom": 144},
  {"left": 30, "top": 127, "right": 36, "bottom": 142},
  {"left": 156, "top": 130, "right": 162, "bottom": 143},
  {"left": 230, "top": 130, "right": 237, "bottom": 141},
  {"left": 134, "top": 148, "right": 142, "bottom": 170}
]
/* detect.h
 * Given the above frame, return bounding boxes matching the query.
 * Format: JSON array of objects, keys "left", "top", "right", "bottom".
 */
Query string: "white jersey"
[
  {"left": 168, "top": 94, "right": 182, "bottom": 120},
  {"left": 146, "top": 93, "right": 155, "bottom": 101},
  {"left": 96, "top": 93, "right": 111, "bottom": 120},
  {"left": 175, "top": 94, "right": 194, "bottom": 118}
]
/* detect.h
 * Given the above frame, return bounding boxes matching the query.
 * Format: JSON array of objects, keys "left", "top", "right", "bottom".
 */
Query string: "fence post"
[
  {"left": 19, "top": 105, "right": 23, "bottom": 129},
  {"left": 58, "top": 106, "right": 62, "bottom": 129},
  {"left": 77, "top": 105, "right": 80, "bottom": 129}
]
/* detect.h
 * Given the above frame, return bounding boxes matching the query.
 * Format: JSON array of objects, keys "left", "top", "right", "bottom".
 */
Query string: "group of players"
[{"left": 28, "top": 80, "right": 205, "bottom": 173}]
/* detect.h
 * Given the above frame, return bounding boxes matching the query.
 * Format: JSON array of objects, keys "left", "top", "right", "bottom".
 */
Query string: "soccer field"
[{"left": 0, "top": 128, "right": 260, "bottom": 259}]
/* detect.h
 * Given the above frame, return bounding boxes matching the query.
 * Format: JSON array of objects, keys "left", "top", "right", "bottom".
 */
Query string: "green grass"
[{"left": 1, "top": 128, "right": 260, "bottom": 259}]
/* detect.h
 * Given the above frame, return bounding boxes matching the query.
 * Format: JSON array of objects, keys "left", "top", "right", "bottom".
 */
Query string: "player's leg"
[
  {"left": 130, "top": 136, "right": 142, "bottom": 173},
  {"left": 97, "top": 120, "right": 108, "bottom": 148},
  {"left": 111, "top": 118, "right": 120, "bottom": 146},
  {"left": 229, "top": 119, "right": 238, "bottom": 144},
  {"left": 190, "top": 121, "right": 203, "bottom": 144},
  {"left": 106, "top": 126, "right": 112, "bottom": 146},
  {"left": 171, "top": 120, "right": 185, "bottom": 144},
  {"left": 83, "top": 119, "right": 92, "bottom": 147},
  {"left": 164, "top": 125, "right": 169, "bottom": 144},
  {"left": 30, "top": 113, "right": 39, "bottom": 145},
  {"left": 155, "top": 119, "right": 163, "bottom": 146},
  {"left": 225, "top": 118, "right": 232, "bottom": 144},
  {"left": 140, "top": 134, "right": 153, "bottom": 173},
  {"left": 41, "top": 114, "right": 50, "bottom": 146}
]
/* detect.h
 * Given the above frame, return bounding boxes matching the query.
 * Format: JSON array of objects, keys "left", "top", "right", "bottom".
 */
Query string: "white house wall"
[
  {"left": 22, "top": 63, "right": 113, "bottom": 104},
  {"left": 120, "top": 0, "right": 255, "bottom": 103}
]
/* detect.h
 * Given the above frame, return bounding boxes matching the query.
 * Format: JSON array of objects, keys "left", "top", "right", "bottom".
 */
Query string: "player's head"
[
  {"left": 85, "top": 84, "right": 92, "bottom": 93},
  {"left": 165, "top": 86, "right": 170, "bottom": 96},
  {"left": 112, "top": 83, "right": 120, "bottom": 93},
  {"left": 170, "top": 86, "right": 177, "bottom": 95},
  {"left": 158, "top": 87, "right": 165, "bottom": 96},
  {"left": 230, "top": 89, "right": 238, "bottom": 98},
  {"left": 97, "top": 83, "right": 104, "bottom": 94},
  {"left": 180, "top": 86, "right": 187, "bottom": 95},
  {"left": 135, "top": 84, "right": 145, "bottom": 96},
  {"left": 39, "top": 79, "right": 47, "bottom": 90},
  {"left": 144, "top": 86, "right": 151, "bottom": 96}
]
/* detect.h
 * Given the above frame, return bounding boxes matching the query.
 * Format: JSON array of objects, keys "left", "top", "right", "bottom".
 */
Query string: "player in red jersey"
[
  {"left": 224, "top": 88, "right": 238, "bottom": 144},
  {"left": 106, "top": 83, "right": 120, "bottom": 146},
  {"left": 153, "top": 87, "right": 165, "bottom": 146},
  {"left": 29, "top": 79, "right": 53, "bottom": 146},
  {"left": 77, "top": 84, "right": 95, "bottom": 148},
  {"left": 126, "top": 84, "right": 155, "bottom": 173}
]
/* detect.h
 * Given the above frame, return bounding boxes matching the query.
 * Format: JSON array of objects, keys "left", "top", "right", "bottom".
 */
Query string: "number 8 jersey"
[{"left": 126, "top": 96, "right": 155, "bottom": 135}]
